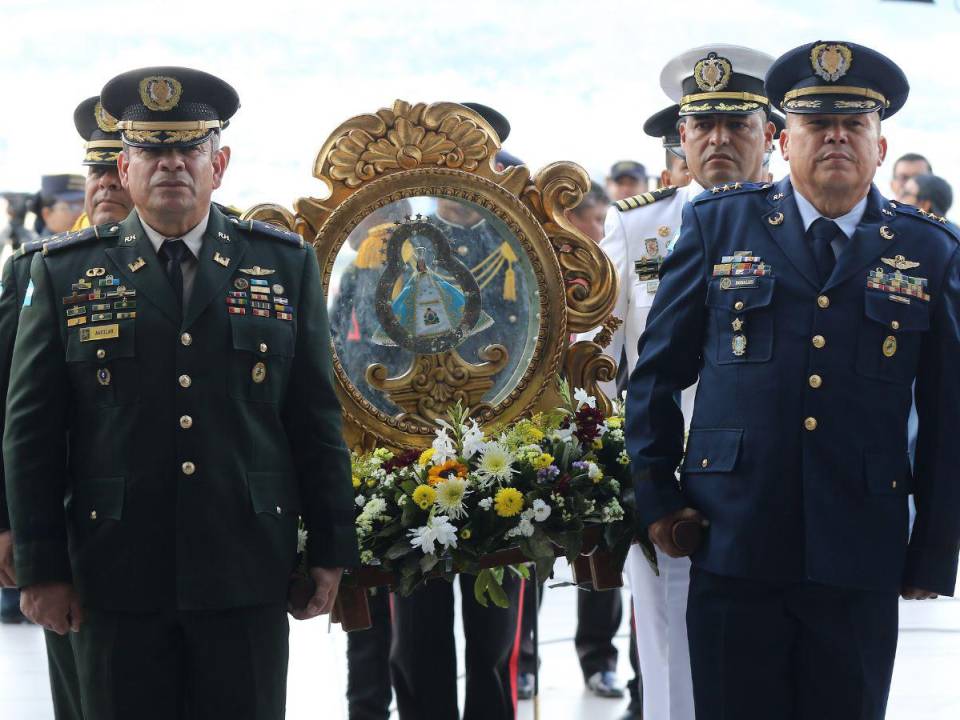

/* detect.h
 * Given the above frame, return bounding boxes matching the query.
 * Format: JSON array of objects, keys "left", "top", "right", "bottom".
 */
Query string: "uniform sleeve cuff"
[
  {"left": 903, "top": 541, "right": 960, "bottom": 597},
  {"left": 13, "top": 540, "right": 72, "bottom": 588},
  {"left": 307, "top": 523, "right": 361, "bottom": 570},
  {"left": 633, "top": 464, "right": 687, "bottom": 530}
]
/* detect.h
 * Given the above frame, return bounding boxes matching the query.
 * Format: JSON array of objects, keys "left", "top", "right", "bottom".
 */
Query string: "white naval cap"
[{"left": 660, "top": 44, "right": 776, "bottom": 116}]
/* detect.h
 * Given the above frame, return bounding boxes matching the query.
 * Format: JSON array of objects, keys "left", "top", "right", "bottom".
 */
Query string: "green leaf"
[
  {"left": 510, "top": 563, "right": 531, "bottom": 580},
  {"left": 486, "top": 573, "right": 510, "bottom": 608},
  {"left": 385, "top": 539, "right": 411, "bottom": 560},
  {"left": 419, "top": 553, "right": 440, "bottom": 573},
  {"left": 474, "top": 569, "right": 491, "bottom": 608}
]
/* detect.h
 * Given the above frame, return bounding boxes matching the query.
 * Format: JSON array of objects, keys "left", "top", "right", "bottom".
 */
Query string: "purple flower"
[{"left": 536, "top": 465, "right": 560, "bottom": 482}]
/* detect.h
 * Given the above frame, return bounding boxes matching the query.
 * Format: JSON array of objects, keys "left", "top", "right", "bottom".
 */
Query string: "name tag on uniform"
[
  {"left": 79, "top": 323, "right": 119, "bottom": 342},
  {"left": 719, "top": 277, "right": 759, "bottom": 290},
  {"left": 645, "top": 279, "right": 660, "bottom": 294}
]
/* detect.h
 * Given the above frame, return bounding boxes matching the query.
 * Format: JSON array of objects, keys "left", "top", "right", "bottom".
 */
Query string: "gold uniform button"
[
  {"left": 734, "top": 300, "right": 745, "bottom": 311},
  {"left": 890, "top": 320, "right": 900, "bottom": 330},
  {"left": 817, "top": 295, "right": 830, "bottom": 309},
  {"left": 179, "top": 415, "right": 193, "bottom": 429},
  {"left": 701, "top": 458, "right": 710, "bottom": 468},
  {"left": 181, "top": 332, "right": 192, "bottom": 346},
  {"left": 182, "top": 461, "right": 196, "bottom": 476},
  {"left": 809, "top": 375, "right": 822, "bottom": 389},
  {"left": 812, "top": 335, "right": 826, "bottom": 349},
  {"left": 804, "top": 417, "right": 818, "bottom": 431},
  {"left": 259, "top": 342, "right": 268, "bottom": 353},
  {"left": 178, "top": 374, "right": 192, "bottom": 388},
  {"left": 89, "top": 510, "right": 98, "bottom": 520},
  {"left": 96, "top": 348, "right": 106, "bottom": 360}
]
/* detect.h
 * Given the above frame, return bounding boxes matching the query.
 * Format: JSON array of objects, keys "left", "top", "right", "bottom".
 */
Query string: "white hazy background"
[{"left": 2, "top": 0, "right": 959, "bottom": 215}]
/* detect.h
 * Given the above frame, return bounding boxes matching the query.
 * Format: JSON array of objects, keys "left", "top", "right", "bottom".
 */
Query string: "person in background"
[
  {"left": 71, "top": 96, "right": 133, "bottom": 231},
  {"left": 890, "top": 151, "right": 932, "bottom": 203},
  {"left": 29, "top": 175, "right": 85, "bottom": 237},
  {"left": 644, "top": 105, "right": 692, "bottom": 190},
  {"left": 901, "top": 173, "right": 953, "bottom": 220},
  {"left": 566, "top": 182, "right": 610, "bottom": 243},
  {"left": 606, "top": 161, "right": 648, "bottom": 202}
]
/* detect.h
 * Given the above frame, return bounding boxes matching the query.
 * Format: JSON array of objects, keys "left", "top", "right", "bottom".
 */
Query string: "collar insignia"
[
  {"left": 213, "top": 252, "right": 231, "bottom": 268},
  {"left": 128, "top": 257, "right": 146, "bottom": 273},
  {"left": 810, "top": 43, "right": 853, "bottom": 82}
]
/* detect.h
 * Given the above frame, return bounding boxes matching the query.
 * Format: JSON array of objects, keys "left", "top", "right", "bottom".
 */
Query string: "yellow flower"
[
  {"left": 352, "top": 475, "right": 362, "bottom": 489},
  {"left": 592, "top": 438, "right": 603, "bottom": 449},
  {"left": 366, "top": 477, "right": 378, "bottom": 487},
  {"left": 412, "top": 484, "right": 437, "bottom": 510},
  {"left": 494, "top": 487, "right": 524, "bottom": 518},
  {"left": 418, "top": 448, "right": 435, "bottom": 466},
  {"left": 531, "top": 453, "right": 554, "bottom": 470},
  {"left": 460, "top": 528, "right": 472, "bottom": 540},
  {"left": 428, "top": 459, "right": 468, "bottom": 486},
  {"left": 606, "top": 417, "right": 622, "bottom": 429}
]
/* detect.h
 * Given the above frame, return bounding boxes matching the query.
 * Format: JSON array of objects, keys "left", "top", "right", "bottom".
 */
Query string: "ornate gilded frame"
[{"left": 243, "top": 100, "right": 619, "bottom": 451}]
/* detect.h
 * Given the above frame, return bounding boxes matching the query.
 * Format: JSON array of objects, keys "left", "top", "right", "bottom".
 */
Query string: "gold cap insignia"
[
  {"left": 94, "top": 101, "right": 119, "bottom": 133},
  {"left": 881, "top": 254, "right": 919, "bottom": 271},
  {"left": 139, "top": 75, "right": 182, "bottom": 112},
  {"left": 810, "top": 43, "right": 853, "bottom": 83},
  {"left": 694, "top": 53, "right": 733, "bottom": 92}
]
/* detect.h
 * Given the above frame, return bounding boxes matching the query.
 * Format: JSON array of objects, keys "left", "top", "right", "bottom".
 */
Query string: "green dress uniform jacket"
[{"left": 4, "top": 205, "right": 359, "bottom": 612}]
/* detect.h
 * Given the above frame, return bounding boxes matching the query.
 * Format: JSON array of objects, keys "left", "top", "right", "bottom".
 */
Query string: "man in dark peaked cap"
[
  {"left": 627, "top": 40, "right": 959, "bottom": 719},
  {"left": 4, "top": 66, "right": 357, "bottom": 720}
]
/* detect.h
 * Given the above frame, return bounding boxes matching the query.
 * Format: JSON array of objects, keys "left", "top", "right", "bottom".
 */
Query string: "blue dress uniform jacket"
[
  {"left": 4, "top": 205, "right": 359, "bottom": 612},
  {"left": 626, "top": 176, "right": 960, "bottom": 596}
]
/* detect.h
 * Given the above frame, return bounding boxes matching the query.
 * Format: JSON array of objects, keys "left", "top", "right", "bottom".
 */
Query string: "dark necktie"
[
  {"left": 808, "top": 217, "right": 840, "bottom": 285},
  {"left": 158, "top": 239, "right": 190, "bottom": 309}
]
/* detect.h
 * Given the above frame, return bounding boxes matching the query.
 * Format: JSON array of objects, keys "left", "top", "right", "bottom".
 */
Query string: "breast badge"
[{"left": 882, "top": 335, "right": 897, "bottom": 358}]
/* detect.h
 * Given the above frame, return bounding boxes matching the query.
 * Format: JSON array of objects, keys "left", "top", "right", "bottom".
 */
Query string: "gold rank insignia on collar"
[
  {"left": 213, "top": 252, "right": 231, "bottom": 268},
  {"left": 128, "top": 257, "right": 146, "bottom": 273},
  {"left": 882, "top": 254, "right": 920, "bottom": 271},
  {"left": 240, "top": 265, "right": 275, "bottom": 276}
]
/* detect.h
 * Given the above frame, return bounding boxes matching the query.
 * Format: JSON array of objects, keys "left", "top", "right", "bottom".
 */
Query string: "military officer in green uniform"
[
  {"left": 0, "top": 93, "right": 133, "bottom": 719},
  {"left": 4, "top": 67, "right": 358, "bottom": 720}
]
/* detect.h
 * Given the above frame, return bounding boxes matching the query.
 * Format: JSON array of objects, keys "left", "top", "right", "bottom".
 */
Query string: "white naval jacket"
[{"left": 589, "top": 182, "right": 703, "bottom": 421}]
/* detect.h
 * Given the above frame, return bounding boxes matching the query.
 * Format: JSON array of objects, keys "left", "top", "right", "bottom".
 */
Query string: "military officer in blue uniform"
[
  {"left": 626, "top": 41, "right": 960, "bottom": 719},
  {"left": 4, "top": 67, "right": 358, "bottom": 719}
]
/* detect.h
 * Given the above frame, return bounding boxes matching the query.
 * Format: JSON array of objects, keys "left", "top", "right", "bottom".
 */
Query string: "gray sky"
[{"left": 3, "top": 0, "right": 960, "bottom": 216}]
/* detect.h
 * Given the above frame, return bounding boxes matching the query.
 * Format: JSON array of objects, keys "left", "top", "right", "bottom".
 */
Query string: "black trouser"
[
  {"left": 518, "top": 580, "right": 629, "bottom": 681},
  {"left": 687, "top": 567, "right": 898, "bottom": 720},
  {"left": 73, "top": 603, "right": 289, "bottom": 720},
  {"left": 346, "top": 587, "right": 393, "bottom": 720},
  {"left": 390, "top": 573, "right": 522, "bottom": 720},
  {"left": 45, "top": 629, "right": 84, "bottom": 720}
]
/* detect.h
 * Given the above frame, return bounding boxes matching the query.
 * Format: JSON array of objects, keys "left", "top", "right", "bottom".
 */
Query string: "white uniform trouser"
[{"left": 625, "top": 544, "right": 695, "bottom": 720}]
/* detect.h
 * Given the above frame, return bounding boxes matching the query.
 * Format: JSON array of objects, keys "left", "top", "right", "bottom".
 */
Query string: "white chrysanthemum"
[
  {"left": 587, "top": 462, "right": 603, "bottom": 482},
  {"left": 602, "top": 499, "right": 624, "bottom": 522},
  {"left": 574, "top": 387, "right": 596, "bottom": 409},
  {"left": 432, "top": 427, "right": 458, "bottom": 464},
  {"left": 532, "top": 499, "right": 551, "bottom": 522},
  {"left": 360, "top": 497, "right": 387, "bottom": 522},
  {"left": 355, "top": 495, "right": 366, "bottom": 508},
  {"left": 408, "top": 515, "right": 459, "bottom": 555},
  {"left": 435, "top": 477, "right": 471, "bottom": 520},
  {"left": 478, "top": 497, "right": 493, "bottom": 510},
  {"left": 461, "top": 419, "right": 486, "bottom": 459},
  {"left": 475, "top": 442, "right": 517, "bottom": 485}
]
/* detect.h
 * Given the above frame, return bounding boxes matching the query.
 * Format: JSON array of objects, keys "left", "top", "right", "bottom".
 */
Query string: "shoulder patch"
[
  {"left": 615, "top": 186, "right": 678, "bottom": 212},
  {"left": 892, "top": 202, "right": 960, "bottom": 241},
  {"left": 40, "top": 223, "right": 119, "bottom": 256},
  {"left": 692, "top": 182, "right": 773, "bottom": 205},
  {"left": 231, "top": 217, "right": 305, "bottom": 248}
]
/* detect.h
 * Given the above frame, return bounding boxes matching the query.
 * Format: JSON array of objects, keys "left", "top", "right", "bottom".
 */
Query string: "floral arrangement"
[{"left": 346, "top": 380, "right": 644, "bottom": 605}]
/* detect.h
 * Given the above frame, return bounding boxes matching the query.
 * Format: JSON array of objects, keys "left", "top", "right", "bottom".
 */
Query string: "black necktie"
[
  {"left": 158, "top": 239, "right": 190, "bottom": 309},
  {"left": 808, "top": 218, "right": 840, "bottom": 285}
]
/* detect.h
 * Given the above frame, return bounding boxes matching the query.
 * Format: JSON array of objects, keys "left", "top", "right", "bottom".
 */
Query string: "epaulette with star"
[
  {"left": 228, "top": 216, "right": 305, "bottom": 248},
  {"left": 615, "top": 186, "right": 678, "bottom": 212},
  {"left": 37, "top": 224, "right": 120, "bottom": 256},
  {"left": 692, "top": 181, "right": 773, "bottom": 204},
  {"left": 891, "top": 202, "right": 960, "bottom": 241}
]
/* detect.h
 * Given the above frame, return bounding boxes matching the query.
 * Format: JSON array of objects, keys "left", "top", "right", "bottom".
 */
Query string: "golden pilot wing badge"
[
  {"left": 881, "top": 255, "right": 920, "bottom": 271},
  {"left": 239, "top": 265, "right": 275, "bottom": 276}
]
